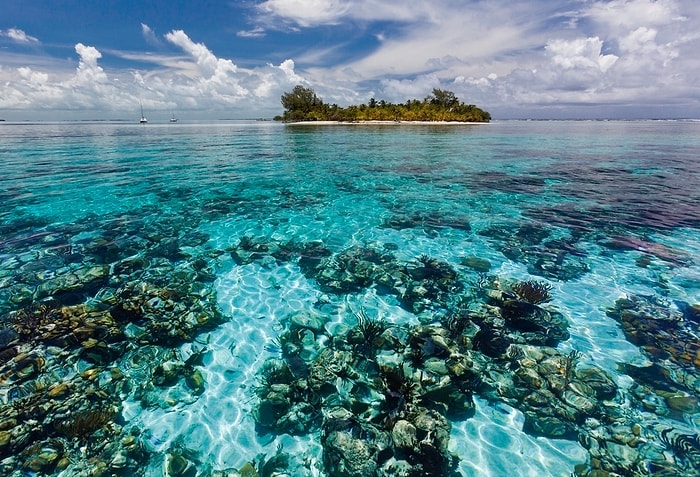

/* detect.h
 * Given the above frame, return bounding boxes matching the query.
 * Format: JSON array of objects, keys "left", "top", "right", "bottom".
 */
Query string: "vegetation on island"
[{"left": 274, "top": 85, "right": 491, "bottom": 123}]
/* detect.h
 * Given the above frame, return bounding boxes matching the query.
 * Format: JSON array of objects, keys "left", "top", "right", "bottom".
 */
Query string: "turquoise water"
[{"left": 1, "top": 120, "right": 699, "bottom": 476}]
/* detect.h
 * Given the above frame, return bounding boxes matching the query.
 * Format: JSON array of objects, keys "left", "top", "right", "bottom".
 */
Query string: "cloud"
[
  {"left": 163, "top": 29, "right": 252, "bottom": 105},
  {"left": 0, "top": 28, "right": 313, "bottom": 119},
  {"left": 546, "top": 37, "right": 618, "bottom": 73},
  {"left": 165, "top": 30, "right": 237, "bottom": 78},
  {"left": 284, "top": 0, "right": 700, "bottom": 117},
  {"left": 141, "top": 23, "right": 162, "bottom": 46},
  {"left": 264, "top": 1, "right": 571, "bottom": 81},
  {"left": 258, "top": 0, "right": 350, "bottom": 27},
  {"left": 584, "top": 0, "right": 684, "bottom": 31},
  {"left": 2, "top": 1, "right": 700, "bottom": 119},
  {"left": 0, "top": 28, "right": 39, "bottom": 44},
  {"left": 258, "top": 0, "right": 451, "bottom": 26},
  {"left": 237, "top": 27, "right": 266, "bottom": 38}
]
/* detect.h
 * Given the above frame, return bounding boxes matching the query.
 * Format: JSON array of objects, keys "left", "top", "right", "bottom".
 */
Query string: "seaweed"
[
  {"left": 563, "top": 350, "right": 581, "bottom": 386},
  {"left": 660, "top": 428, "right": 700, "bottom": 460},
  {"left": 353, "top": 309, "right": 388, "bottom": 356},
  {"left": 380, "top": 365, "right": 417, "bottom": 422},
  {"left": 53, "top": 407, "right": 117, "bottom": 439},
  {"left": 511, "top": 280, "right": 552, "bottom": 305},
  {"left": 413, "top": 254, "right": 457, "bottom": 282},
  {"left": 256, "top": 359, "right": 294, "bottom": 389},
  {"left": 256, "top": 443, "right": 292, "bottom": 477},
  {"left": 442, "top": 309, "right": 472, "bottom": 341}
]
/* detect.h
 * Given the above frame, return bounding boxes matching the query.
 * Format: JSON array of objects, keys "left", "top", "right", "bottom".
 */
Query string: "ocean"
[{"left": 0, "top": 120, "right": 699, "bottom": 476}]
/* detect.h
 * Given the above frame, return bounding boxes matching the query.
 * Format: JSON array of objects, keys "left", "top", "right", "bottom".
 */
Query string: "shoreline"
[{"left": 283, "top": 120, "right": 489, "bottom": 125}]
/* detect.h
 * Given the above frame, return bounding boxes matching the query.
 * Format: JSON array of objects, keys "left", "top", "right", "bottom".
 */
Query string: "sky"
[{"left": 1, "top": 0, "right": 699, "bottom": 120}]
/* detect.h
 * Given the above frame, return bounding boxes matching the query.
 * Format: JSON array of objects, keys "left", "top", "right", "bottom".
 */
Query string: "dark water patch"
[
  {"left": 382, "top": 209, "right": 471, "bottom": 235},
  {"left": 520, "top": 158, "right": 700, "bottom": 232},
  {"left": 468, "top": 171, "right": 547, "bottom": 195},
  {"left": 478, "top": 222, "right": 589, "bottom": 281},
  {"left": 0, "top": 215, "right": 52, "bottom": 245},
  {"left": 601, "top": 235, "right": 692, "bottom": 267}
]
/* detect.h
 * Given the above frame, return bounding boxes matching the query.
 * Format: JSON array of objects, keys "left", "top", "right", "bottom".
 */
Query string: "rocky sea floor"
[{"left": 1, "top": 121, "right": 699, "bottom": 476}]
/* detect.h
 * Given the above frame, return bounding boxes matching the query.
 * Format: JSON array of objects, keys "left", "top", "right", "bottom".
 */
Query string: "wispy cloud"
[
  {"left": 141, "top": 23, "right": 163, "bottom": 46},
  {"left": 275, "top": 0, "right": 700, "bottom": 117},
  {"left": 584, "top": 0, "right": 685, "bottom": 31},
  {"left": 257, "top": 0, "right": 445, "bottom": 26},
  {"left": 257, "top": 0, "right": 351, "bottom": 27},
  {"left": 237, "top": 27, "right": 266, "bottom": 38},
  {"left": 1, "top": 28, "right": 39, "bottom": 44}
]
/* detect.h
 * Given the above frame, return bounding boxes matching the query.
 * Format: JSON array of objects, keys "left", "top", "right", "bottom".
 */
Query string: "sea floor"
[{"left": 0, "top": 120, "right": 699, "bottom": 476}]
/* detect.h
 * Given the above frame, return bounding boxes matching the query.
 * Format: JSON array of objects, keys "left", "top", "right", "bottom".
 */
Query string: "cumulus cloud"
[
  {"left": 165, "top": 30, "right": 236, "bottom": 77},
  {"left": 378, "top": 75, "right": 441, "bottom": 102},
  {"left": 0, "top": 27, "right": 312, "bottom": 119},
  {"left": 163, "top": 29, "right": 249, "bottom": 104},
  {"left": 74, "top": 43, "right": 106, "bottom": 82},
  {"left": 1, "top": 28, "right": 39, "bottom": 44},
  {"left": 18, "top": 67, "right": 48, "bottom": 84},
  {"left": 618, "top": 26, "right": 678, "bottom": 65},
  {"left": 546, "top": 37, "right": 618, "bottom": 72}
]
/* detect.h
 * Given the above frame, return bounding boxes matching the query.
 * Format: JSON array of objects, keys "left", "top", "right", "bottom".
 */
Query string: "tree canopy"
[
  {"left": 280, "top": 85, "right": 323, "bottom": 119},
  {"left": 275, "top": 86, "right": 491, "bottom": 123}
]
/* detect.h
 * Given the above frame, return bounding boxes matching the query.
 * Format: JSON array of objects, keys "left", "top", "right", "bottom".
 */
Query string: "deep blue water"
[{"left": 1, "top": 120, "right": 699, "bottom": 476}]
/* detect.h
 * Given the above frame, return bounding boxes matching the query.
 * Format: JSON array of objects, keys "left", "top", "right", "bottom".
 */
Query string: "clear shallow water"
[{"left": 1, "top": 120, "right": 699, "bottom": 476}]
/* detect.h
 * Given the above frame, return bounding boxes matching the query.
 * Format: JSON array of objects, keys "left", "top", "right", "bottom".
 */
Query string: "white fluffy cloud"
[
  {"left": 0, "top": 29, "right": 308, "bottom": 119},
  {"left": 165, "top": 30, "right": 236, "bottom": 78},
  {"left": 546, "top": 37, "right": 618, "bottom": 72},
  {"left": 74, "top": 43, "right": 107, "bottom": 84},
  {"left": 0, "top": 28, "right": 39, "bottom": 44}
]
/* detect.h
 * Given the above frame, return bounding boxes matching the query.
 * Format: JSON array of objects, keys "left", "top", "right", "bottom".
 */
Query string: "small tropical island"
[{"left": 274, "top": 85, "right": 491, "bottom": 123}]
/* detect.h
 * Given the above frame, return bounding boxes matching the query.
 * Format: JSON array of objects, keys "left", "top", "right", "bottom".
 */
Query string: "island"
[{"left": 274, "top": 85, "right": 491, "bottom": 123}]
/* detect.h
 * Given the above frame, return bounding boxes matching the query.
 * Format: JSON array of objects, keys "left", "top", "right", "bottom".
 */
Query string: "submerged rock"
[
  {"left": 324, "top": 429, "right": 379, "bottom": 476},
  {"left": 460, "top": 256, "right": 492, "bottom": 273}
]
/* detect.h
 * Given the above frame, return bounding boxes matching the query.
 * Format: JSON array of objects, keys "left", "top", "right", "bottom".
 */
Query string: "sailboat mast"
[{"left": 139, "top": 101, "right": 147, "bottom": 124}]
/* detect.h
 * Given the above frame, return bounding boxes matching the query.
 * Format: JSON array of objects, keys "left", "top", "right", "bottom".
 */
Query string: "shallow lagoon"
[{"left": 0, "top": 120, "right": 699, "bottom": 476}]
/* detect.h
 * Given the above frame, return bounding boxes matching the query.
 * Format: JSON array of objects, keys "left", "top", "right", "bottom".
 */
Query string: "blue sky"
[{"left": 1, "top": 0, "right": 699, "bottom": 120}]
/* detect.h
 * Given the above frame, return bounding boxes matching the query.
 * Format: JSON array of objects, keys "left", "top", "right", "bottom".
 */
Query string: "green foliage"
[
  {"left": 280, "top": 85, "right": 324, "bottom": 121},
  {"left": 428, "top": 88, "right": 459, "bottom": 108},
  {"left": 277, "top": 85, "right": 491, "bottom": 122}
]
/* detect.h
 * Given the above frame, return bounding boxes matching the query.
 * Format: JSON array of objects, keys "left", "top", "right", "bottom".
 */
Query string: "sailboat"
[
  {"left": 170, "top": 111, "right": 178, "bottom": 123},
  {"left": 139, "top": 102, "right": 147, "bottom": 124}
]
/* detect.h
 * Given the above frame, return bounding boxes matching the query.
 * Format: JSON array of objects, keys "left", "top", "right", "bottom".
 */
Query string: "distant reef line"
[{"left": 275, "top": 85, "right": 491, "bottom": 123}]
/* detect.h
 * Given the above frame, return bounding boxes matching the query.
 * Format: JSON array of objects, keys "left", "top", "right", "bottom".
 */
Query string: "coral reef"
[{"left": 1, "top": 190, "right": 698, "bottom": 477}]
